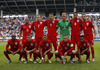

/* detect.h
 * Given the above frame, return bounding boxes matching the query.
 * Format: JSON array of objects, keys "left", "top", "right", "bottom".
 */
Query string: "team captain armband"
[{"left": 70, "top": 44, "right": 74, "bottom": 47}]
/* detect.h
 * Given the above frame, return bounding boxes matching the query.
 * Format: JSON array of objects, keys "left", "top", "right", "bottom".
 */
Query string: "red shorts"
[
  {"left": 47, "top": 36, "right": 58, "bottom": 50},
  {"left": 35, "top": 36, "right": 42, "bottom": 45},
  {"left": 71, "top": 35, "right": 80, "bottom": 47},
  {"left": 42, "top": 50, "right": 53, "bottom": 58},
  {"left": 76, "top": 50, "right": 90, "bottom": 55},
  {"left": 84, "top": 35, "right": 94, "bottom": 45},
  {"left": 22, "top": 39, "right": 27, "bottom": 44},
  {"left": 60, "top": 50, "right": 72, "bottom": 56},
  {"left": 8, "top": 49, "right": 19, "bottom": 52}
]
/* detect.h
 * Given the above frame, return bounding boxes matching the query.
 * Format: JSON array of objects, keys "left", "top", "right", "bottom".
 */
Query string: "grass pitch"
[{"left": 0, "top": 41, "right": 100, "bottom": 70}]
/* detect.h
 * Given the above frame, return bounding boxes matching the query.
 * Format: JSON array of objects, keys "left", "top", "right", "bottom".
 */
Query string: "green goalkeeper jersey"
[{"left": 58, "top": 20, "right": 71, "bottom": 41}]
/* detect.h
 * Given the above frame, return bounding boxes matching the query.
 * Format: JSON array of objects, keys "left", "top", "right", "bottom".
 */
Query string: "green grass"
[{"left": 0, "top": 41, "right": 100, "bottom": 70}]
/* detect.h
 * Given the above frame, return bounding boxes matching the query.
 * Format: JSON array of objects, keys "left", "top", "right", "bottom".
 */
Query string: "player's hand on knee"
[
  {"left": 44, "top": 52, "right": 47, "bottom": 56},
  {"left": 72, "top": 50, "right": 76, "bottom": 54},
  {"left": 64, "top": 52, "right": 67, "bottom": 56},
  {"left": 55, "top": 50, "right": 58, "bottom": 54},
  {"left": 61, "top": 56, "right": 64, "bottom": 60},
  {"left": 26, "top": 51, "right": 30, "bottom": 54}
]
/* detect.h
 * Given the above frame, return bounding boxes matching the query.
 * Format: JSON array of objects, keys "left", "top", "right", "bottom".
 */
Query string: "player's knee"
[{"left": 87, "top": 51, "right": 90, "bottom": 54}]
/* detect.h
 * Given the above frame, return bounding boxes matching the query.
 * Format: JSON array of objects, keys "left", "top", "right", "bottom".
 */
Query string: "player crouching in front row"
[
  {"left": 37, "top": 35, "right": 53, "bottom": 64},
  {"left": 4, "top": 34, "right": 23, "bottom": 63},
  {"left": 76, "top": 35, "right": 90, "bottom": 63},
  {"left": 22, "top": 34, "right": 37, "bottom": 64},
  {"left": 55, "top": 35, "right": 76, "bottom": 64}
]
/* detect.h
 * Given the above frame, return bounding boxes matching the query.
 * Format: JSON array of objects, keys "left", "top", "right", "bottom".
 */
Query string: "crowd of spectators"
[{"left": 0, "top": 15, "right": 100, "bottom": 39}]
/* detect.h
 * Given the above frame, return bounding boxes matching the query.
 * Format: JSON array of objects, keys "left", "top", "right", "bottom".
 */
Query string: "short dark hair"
[
  {"left": 74, "top": 12, "right": 78, "bottom": 14},
  {"left": 63, "top": 35, "right": 68, "bottom": 37},
  {"left": 82, "top": 13, "right": 86, "bottom": 16},
  {"left": 49, "top": 12, "right": 54, "bottom": 15},
  {"left": 27, "top": 34, "right": 32, "bottom": 37},
  {"left": 43, "top": 35, "right": 47, "bottom": 37},
  {"left": 80, "top": 35, "right": 84, "bottom": 38},
  {"left": 11, "top": 34, "right": 16, "bottom": 37}
]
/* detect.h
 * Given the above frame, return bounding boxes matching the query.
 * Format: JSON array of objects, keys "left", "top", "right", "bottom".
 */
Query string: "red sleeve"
[
  {"left": 66, "top": 41, "right": 74, "bottom": 53},
  {"left": 34, "top": 40, "right": 37, "bottom": 48},
  {"left": 48, "top": 40, "right": 52, "bottom": 49},
  {"left": 66, "top": 47, "right": 74, "bottom": 53},
  {"left": 80, "top": 19, "right": 83, "bottom": 31},
  {"left": 86, "top": 40, "right": 90, "bottom": 48},
  {"left": 58, "top": 42, "right": 63, "bottom": 56},
  {"left": 6, "top": 40, "right": 10, "bottom": 50},
  {"left": 18, "top": 40, "right": 21, "bottom": 50},
  {"left": 90, "top": 21, "right": 94, "bottom": 28},
  {"left": 44, "top": 20, "right": 47, "bottom": 26},
  {"left": 31, "top": 21, "right": 35, "bottom": 31},
  {"left": 20, "top": 25, "right": 23, "bottom": 31},
  {"left": 56, "top": 19, "right": 59, "bottom": 23},
  {"left": 39, "top": 42, "right": 42, "bottom": 49},
  {"left": 80, "top": 19, "right": 83, "bottom": 24},
  {"left": 77, "top": 43, "right": 80, "bottom": 51},
  {"left": 22, "top": 41, "right": 26, "bottom": 48}
]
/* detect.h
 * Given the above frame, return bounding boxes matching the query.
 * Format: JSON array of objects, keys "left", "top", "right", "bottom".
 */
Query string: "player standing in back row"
[
  {"left": 19, "top": 18, "right": 32, "bottom": 61},
  {"left": 82, "top": 14, "right": 96, "bottom": 62},
  {"left": 57, "top": 12, "right": 71, "bottom": 41},
  {"left": 45, "top": 13, "right": 59, "bottom": 61},
  {"left": 70, "top": 12, "right": 82, "bottom": 61}
]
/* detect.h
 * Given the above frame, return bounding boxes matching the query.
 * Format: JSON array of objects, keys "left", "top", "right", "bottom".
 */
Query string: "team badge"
[
  {"left": 29, "top": 25, "right": 31, "bottom": 28},
  {"left": 67, "top": 43, "right": 69, "bottom": 46},
  {"left": 87, "top": 23, "right": 89, "bottom": 26},
  {"left": 77, "top": 20, "right": 79, "bottom": 22},
  {"left": 46, "top": 43, "right": 49, "bottom": 47},
  {"left": 31, "top": 43, "right": 33, "bottom": 46},
  {"left": 66, "top": 22, "right": 68, "bottom": 26},
  {"left": 40, "top": 22, "right": 42, "bottom": 24},
  {"left": 83, "top": 43, "right": 86, "bottom": 47},
  {"left": 15, "top": 42, "right": 18, "bottom": 45},
  {"left": 52, "top": 21, "right": 55, "bottom": 23}
]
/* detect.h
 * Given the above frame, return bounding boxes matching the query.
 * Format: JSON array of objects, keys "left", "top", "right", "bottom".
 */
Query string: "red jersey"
[
  {"left": 82, "top": 20, "right": 94, "bottom": 35},
  {"left": 39, "top": 39, "right": 52, "bottom": 51},
  {"left": 58, "top": 40, "right": 74, "bottom": 56},
  {"left": 45, "top": 19, "right": 59, "bottom": 36},
  {"left": 6, "top": 39, "right": 21, "bottom": 51},
  {"left": 22, "top": 39, "right": 37, "bottom": 50},
  {"left": 77, "top": 40, "right": 89, "bottom": 51},
  {"left": 70, "top": 18, "right": 82, "bottom": 35},
  {"left": 31, "top": 20, "right": 45, "bottom": 37},
  {"left": 20, "top": 23, "right": 32, "bottom": 40}
]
